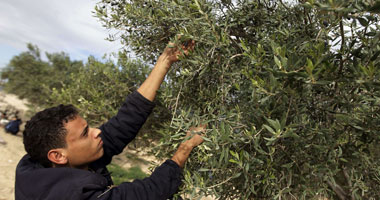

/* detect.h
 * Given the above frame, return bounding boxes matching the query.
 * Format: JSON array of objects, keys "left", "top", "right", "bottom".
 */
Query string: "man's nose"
[{"left": 91, "top": 128, "right": 102, "bottom": 139}]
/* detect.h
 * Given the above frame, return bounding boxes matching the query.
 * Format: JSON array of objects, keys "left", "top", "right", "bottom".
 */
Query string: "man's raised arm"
[{"left": 92, "top": 126, "right": 205, "bottom": 200}]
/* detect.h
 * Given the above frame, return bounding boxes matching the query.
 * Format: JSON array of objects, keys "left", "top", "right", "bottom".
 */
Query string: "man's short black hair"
[{"left": 23, "top": 104, "right": 78, "bottom": 167}]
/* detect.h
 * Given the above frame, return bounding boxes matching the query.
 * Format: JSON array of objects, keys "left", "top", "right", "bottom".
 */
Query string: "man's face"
[{"left": 63, "top": 115, "right": 104, "bottom": 169}]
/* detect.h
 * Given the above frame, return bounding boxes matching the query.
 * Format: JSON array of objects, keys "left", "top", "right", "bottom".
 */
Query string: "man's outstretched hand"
[
  {"left": 160, "top": 35, "right": 196, "bottom": 65},
  {"left": 137, "top": 35, "right": 195, "bottom": 102}
]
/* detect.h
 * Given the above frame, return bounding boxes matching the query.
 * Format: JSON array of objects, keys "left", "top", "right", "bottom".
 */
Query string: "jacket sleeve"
[
  {"left": 94, "top": 160, "right": 183, "bottom": 200},
  {"left": 98, "top": 91, "right": 155, "bottom": 165}
]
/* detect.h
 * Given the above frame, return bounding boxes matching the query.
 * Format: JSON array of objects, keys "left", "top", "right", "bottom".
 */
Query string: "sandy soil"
[
  {"left": 0, "top": 93, "right": 28, "bottom": 112},
  {"left": 0, "top": 91, "right": 28, "bottom": 200},
  {"left": 0, "top": 130, "right": 25, "bottom": 200}
]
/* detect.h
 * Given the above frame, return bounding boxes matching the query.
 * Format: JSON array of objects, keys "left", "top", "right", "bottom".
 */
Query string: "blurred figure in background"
[{"left": 5, "top": 115, "right": 22, "bottom": 135}]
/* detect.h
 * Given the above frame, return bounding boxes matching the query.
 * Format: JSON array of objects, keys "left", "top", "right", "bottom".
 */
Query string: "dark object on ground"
[{"left": 5, "top": 119, "right": 22, "bottom": 135}]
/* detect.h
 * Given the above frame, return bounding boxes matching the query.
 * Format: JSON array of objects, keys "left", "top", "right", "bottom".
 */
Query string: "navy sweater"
[{"left": 15, "top": 91, "right": 183, "bottom": 200}]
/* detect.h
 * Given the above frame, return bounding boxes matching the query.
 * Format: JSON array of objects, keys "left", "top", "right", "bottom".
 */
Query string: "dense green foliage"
[{"left": 95, "top": 0, "right": 380, "bottom": 199}]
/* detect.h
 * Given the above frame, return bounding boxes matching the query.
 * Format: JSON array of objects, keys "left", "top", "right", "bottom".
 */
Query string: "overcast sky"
[{"left": 0, "top": 0, "right": 123, "bottom": 69}]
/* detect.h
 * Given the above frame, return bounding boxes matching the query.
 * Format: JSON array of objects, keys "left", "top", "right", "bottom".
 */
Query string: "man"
[{"left": 15, "top": 39, "right": 204, "bottom": 200}]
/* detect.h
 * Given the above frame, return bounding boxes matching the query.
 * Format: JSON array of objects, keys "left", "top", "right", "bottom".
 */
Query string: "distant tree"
[
  {"left": 0, "top": 44, "right": 79, "bottom": 106},
  {"left": 95, "top": 0, "right": 380, "bottom": 199}
]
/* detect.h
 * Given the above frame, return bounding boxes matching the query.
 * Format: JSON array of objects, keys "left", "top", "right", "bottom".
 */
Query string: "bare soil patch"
[{"left": 0, "top": 131, "right": 25, "bottom": 200}]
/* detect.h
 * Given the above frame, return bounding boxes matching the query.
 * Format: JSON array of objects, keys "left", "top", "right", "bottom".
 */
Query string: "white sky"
[{"left": 0, "top": 0, "right": 123, "bottom": 68}]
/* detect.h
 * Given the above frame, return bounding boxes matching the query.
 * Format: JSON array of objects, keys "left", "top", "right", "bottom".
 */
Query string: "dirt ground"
[
  {"left": 0, "top": 130, "right": 25, "bottom": 200},
  {"left": 0, "top": 91, "right": 28, "bottom": 200}
]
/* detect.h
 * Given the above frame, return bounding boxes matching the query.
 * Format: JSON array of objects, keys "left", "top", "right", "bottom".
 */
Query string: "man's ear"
[{"left": 47, "top": 149, "right": 68, "bottom": 166}]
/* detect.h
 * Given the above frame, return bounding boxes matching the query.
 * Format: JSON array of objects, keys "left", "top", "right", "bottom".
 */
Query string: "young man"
[{"left": 15, "top": 40, "right": 204, "bottom": 200}]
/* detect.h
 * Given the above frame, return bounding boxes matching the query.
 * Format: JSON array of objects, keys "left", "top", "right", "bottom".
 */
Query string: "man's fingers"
[
  {"left": 183, "top": 40, "right": 195, "bottom": 51},
  {"left": 199, "top": 124, "right": 207, "bottom": 129},
  {"left": 180, "top": 41, "right": 194, "bottom": 56},
  {"left": 189, "top": 40, "right": 195, "bottom": 50}
]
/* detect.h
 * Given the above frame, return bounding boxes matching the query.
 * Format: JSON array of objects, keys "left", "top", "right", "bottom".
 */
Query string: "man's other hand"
[
  {"left": 185, "top": 124, "right": 206, "bottom": 147},
  {"left": 170, "top": 124, "right": 206, "bottom": 168}
]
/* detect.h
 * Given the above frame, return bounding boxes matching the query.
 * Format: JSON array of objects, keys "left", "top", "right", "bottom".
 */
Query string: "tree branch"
[
  {"left": 338, "top": 18, "right": 345, "bottom": 75},
  {"left": 327, "top": 180, "right": 348, "bottom": 200},
  {"left": 334, "top": 17, "right": 345, "bottom": 95},
  {"left": 279, "top": 0, "right": 290, "bottom": 11},
  {"left": 342, "top": 167, "right": 354, "bottom": 200}
]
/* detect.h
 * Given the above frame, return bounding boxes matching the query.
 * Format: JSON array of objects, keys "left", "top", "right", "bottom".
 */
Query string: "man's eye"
[{"left": 82, "top": 126, "right": 89, "bottom": 137}]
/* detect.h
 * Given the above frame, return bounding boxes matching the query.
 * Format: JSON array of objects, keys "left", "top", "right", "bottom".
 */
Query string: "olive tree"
[{"left": 95, "top": 0, "right": 380, "bottom": 199}]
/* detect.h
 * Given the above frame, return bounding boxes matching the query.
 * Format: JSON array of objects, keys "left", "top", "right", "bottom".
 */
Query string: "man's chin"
[{"left": 97, "top": 148, "right": 105, "bottom": 159}]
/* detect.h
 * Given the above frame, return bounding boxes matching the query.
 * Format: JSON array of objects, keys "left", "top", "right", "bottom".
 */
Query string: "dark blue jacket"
[{"left": 15, "top": 91, "right": 183, "bottom": 200}]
